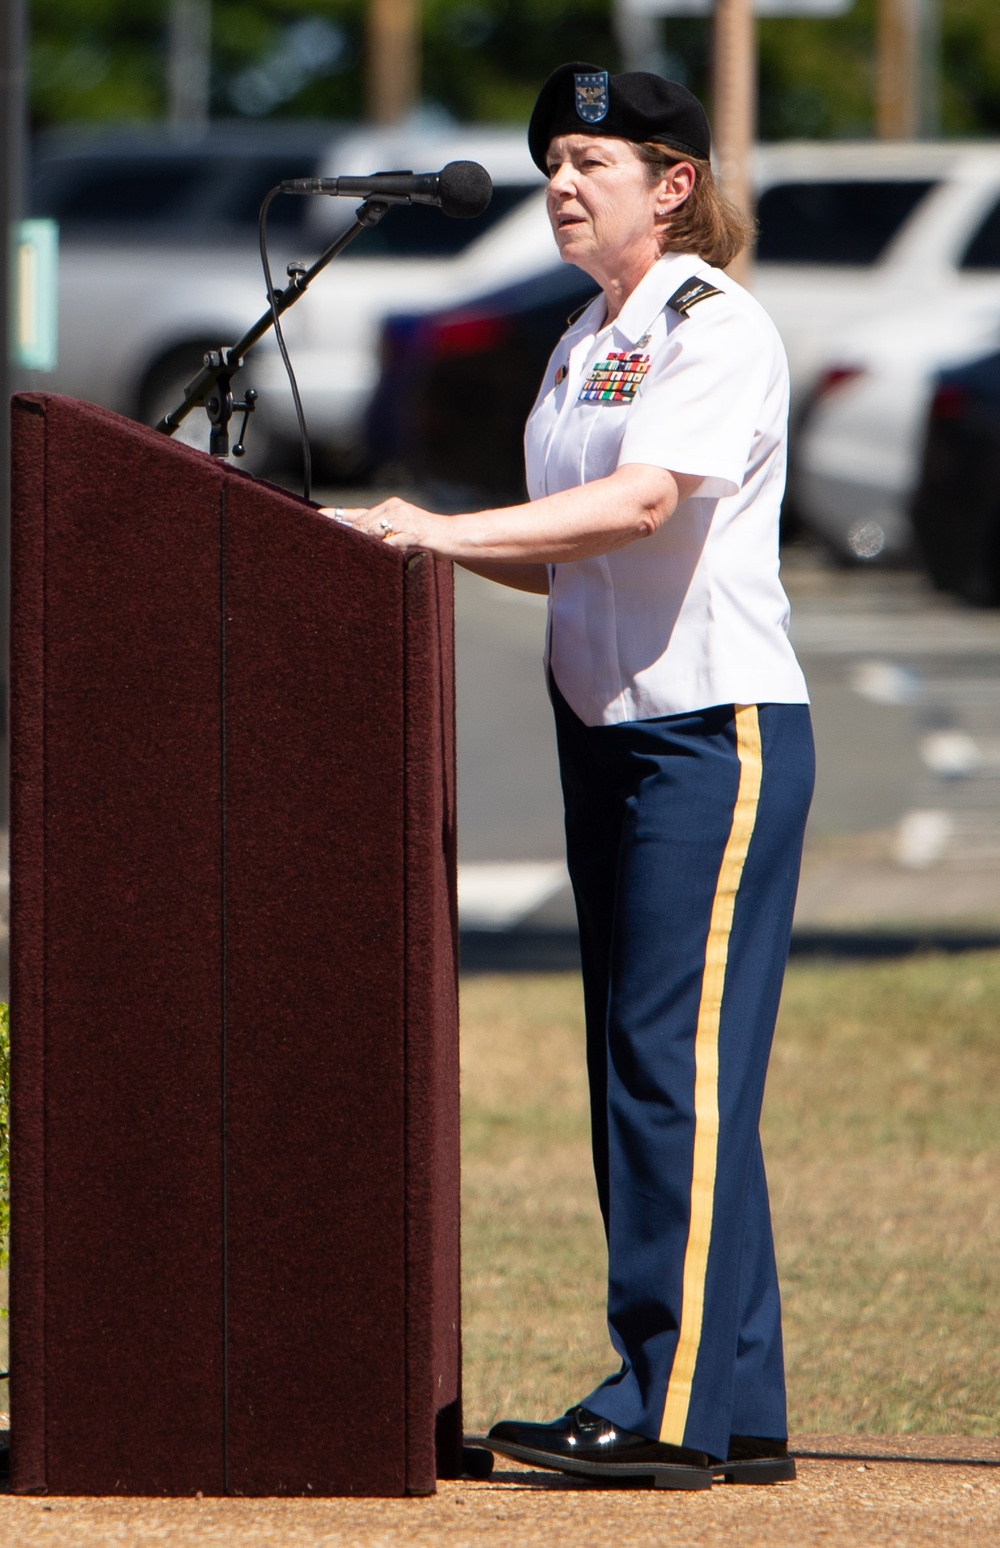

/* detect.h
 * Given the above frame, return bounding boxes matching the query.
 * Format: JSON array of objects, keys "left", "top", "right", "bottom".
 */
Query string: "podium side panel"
[
  {"left": 223, "top": 484, "right": 409, "bottom": 1496},
  {"left": 15, "top": 398, "right": 228, "bottom": 1493},
  {"left": 10, "top": 397, "right": 51, "bottom": 1492},
  {"left": 402, "top": 555, "right": 461, "bottom": 1491}
]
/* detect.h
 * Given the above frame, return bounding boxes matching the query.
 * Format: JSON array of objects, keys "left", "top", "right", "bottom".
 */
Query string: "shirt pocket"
[{"left": 578, "top": 396, "right": 634, "bottom": 485}]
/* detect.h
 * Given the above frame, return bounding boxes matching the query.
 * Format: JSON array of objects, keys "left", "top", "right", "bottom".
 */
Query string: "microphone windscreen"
[{"left": 438, "top": 161, "right": 493, "bottom": 219}]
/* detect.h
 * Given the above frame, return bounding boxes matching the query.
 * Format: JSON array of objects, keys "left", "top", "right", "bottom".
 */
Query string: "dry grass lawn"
[
  {"left": 0, "top": 955, "right": 996, "bottom": 1449},
  {"left": 460, "top": 954, "right": 1000, "bottom": 1437}
]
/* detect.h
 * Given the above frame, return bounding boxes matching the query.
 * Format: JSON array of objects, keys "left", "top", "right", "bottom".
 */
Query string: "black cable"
[{"left": 258, "top": 187, "right": 312, "bottom": 502}]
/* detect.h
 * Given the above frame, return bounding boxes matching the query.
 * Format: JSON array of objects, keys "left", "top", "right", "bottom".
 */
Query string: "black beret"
[{"left": 528, "top": 62, "right": 711, "bottom": 173}]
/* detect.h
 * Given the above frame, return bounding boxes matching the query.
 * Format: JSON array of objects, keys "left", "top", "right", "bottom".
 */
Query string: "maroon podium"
[{"left": 8, "top": 394, "right": 462, "bottom": 1496}]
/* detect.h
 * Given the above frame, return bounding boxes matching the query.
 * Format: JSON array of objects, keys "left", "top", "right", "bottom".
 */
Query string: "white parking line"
[
  {"left": 458, "top": 861, "right": 569, "bottom": 931},
  {"left": 894, "top": 810, "right": 954, "bottom": 869},
  {"left": 919, "top": 730, "right": 983, "bottom": 779},
  {"left": 849, "top": 660, "right": 922, "bottom": 706}
]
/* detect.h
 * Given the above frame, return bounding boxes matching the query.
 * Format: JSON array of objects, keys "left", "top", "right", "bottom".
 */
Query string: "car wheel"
[{"left": 137, "top": 343, "right": 274, "bottom": 474}]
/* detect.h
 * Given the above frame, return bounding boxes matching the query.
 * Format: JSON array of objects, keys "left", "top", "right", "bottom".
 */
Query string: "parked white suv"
[
  {"left": 30, "top": 126, "right": 975, "bottom": 513},
  {"left": 777, "top": 143, "right": 1000, "bottom": 560},
  {"left": 26, "top": 121, "right": 543, "bottom": 476}
]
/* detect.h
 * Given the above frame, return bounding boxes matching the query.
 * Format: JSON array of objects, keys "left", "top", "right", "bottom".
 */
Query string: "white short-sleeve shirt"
[{"left": 524, "top": 251, "right": 809, "bottom": 725}]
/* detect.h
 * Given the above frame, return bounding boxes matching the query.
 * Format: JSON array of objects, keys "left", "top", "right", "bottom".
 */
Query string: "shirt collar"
[
  {"left": 609, "top": 252, "right": 710, "bottom": 347},
  {"left": 564, "top": 291, "right": 607, "bottom": 349}
]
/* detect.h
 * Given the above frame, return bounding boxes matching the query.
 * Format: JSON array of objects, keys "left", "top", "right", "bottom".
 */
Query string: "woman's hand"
[
  {"left": 320, "top": 463, "right": 699, "bottom": 568},
  {"left": 319, "top": 496, "right": 452, "bottom": 555},
  {"left": 318, "top": 496, "right": 550, "bottom": 592}
]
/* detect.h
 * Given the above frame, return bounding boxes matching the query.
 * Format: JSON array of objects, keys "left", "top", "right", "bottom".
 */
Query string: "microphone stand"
[{"left": 155, "top": 196, "right": 391, "bottom": 459}]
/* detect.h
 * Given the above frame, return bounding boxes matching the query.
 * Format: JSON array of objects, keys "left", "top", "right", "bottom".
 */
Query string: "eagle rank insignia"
[{"left": 574, "top": 71, "right": 609, "bottom": 124}]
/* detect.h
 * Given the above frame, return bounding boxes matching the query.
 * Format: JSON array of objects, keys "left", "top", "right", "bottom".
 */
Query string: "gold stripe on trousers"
[{"left": 659, "top": 704, "right": 764, "bottom": 1445}]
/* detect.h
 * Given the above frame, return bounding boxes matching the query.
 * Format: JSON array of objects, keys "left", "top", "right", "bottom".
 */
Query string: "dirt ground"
[{"left": 1, "top": 1435, "right": 997, "bottom": 1547}]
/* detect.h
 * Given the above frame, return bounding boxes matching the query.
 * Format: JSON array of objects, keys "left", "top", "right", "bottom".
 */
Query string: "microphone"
[{"left": 279, "top": 160, "right": 493, "bottom": 219}]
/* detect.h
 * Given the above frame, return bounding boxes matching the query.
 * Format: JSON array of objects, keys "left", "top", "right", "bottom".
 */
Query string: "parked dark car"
[
  {"left": 31, "top": 122, "right": 338, "bottom": 238},
  {"left": 368, "top": 263, "right": 598, "bottom": 503},
  {"left": 911, "top": 348, "right": 1000, "bottom": 605}
]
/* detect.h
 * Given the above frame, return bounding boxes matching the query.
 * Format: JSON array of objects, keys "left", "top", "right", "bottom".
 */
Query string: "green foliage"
[
  {"left": 940, "top": 0, "right": 1000, "bottom": 134},
  {"left": 671, "top": 0, "right": 1000, "bottom": 141},
  {"left": 27, "top": 0, "right": 619, "bottom": 130},
  {"left": 24, "top": 1, "right": 1000, "bottom": 139},
  {"left": 30, "top": 0, "right": 167, "bottom": 126},
  {"left": 759, "top": 1, "right": 879, "bottom": 139},
  {"left": 0, "top": 1003, "right": 8, "bottom": 1272},
  {"left": 419, "top": 0, "right": 617, "bottom": 126}
]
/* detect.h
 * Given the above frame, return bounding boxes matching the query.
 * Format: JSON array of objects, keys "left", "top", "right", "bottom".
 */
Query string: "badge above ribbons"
[{"left": 575, "top": 71, "right": 610, "bottom": 124}]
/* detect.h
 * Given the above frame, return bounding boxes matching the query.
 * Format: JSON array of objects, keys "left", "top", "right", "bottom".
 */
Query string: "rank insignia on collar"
[
  {"left": 578, "top": 350, "right": 651, "bottom": 405},
  {"left": 555, "top": 364, "right": 568, "bottom": 386},
  {"left": 575, "top": 71, "right": 609, "bottom": 124},
  {"left": 666, "top": 276, "right": 723, "bottom": 317}
]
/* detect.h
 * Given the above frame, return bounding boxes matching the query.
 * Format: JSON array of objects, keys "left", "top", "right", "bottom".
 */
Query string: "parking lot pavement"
[
  {"left": 454, "top": 551, "right": 1000, "bottom": 941},
  {"left": 785, "top": 554, "right": 1000, "bottom": 930},
  {"left": 3, "top": 542, "right": 996, "bottom": 987}
]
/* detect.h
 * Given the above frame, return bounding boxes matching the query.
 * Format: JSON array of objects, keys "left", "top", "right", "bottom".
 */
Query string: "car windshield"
[
  {"left": 757, "top": 179, "right": 937, "bottom": 265},
  {"left": 337, "top": 183, "right": 539, "bottom": 258},
  {"left": 32, "top": 154, "right": 538, "bottom": 256},
  {"left": 30, "top": 151, "right": 324, "bottom": 234},
  {"left": 960, "top": 198, "right": 1000, "bottom": 269}
]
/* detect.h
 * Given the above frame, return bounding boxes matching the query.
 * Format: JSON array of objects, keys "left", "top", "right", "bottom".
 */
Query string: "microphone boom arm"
[{"left": 155, "top": 194, "right": 391, "bottom": 444}]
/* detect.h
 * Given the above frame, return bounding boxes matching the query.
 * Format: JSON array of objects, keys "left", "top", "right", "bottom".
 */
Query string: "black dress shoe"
[
  {"left": 476, "top": 1406, "right": 713, "bottom": 1490},
  {"left": 714, "top": 1434, "right": 796, "bottom": 1485}
]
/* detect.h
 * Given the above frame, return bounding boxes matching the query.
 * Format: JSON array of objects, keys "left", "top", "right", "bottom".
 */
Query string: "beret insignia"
[
  {"left": 574, "top": 71, "right": 609, "bottom": 124},
  {"left": 528, "top": 62, "right": 711, "bottom": 174}
]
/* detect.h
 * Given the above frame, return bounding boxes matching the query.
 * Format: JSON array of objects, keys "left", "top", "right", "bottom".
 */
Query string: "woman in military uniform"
[{"left": 326, "top": 63, "right": 813, "bottom": 1491}]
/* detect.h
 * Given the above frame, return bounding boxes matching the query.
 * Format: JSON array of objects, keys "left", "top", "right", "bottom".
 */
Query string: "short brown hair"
[{"left": 636, "top": 143, "right": 755, "bottom": 270}]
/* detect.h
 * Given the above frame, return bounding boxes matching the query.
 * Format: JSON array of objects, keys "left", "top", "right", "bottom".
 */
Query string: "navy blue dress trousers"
[{"left": 552, "top": 678, "right": 815, "bottom": 1461}]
